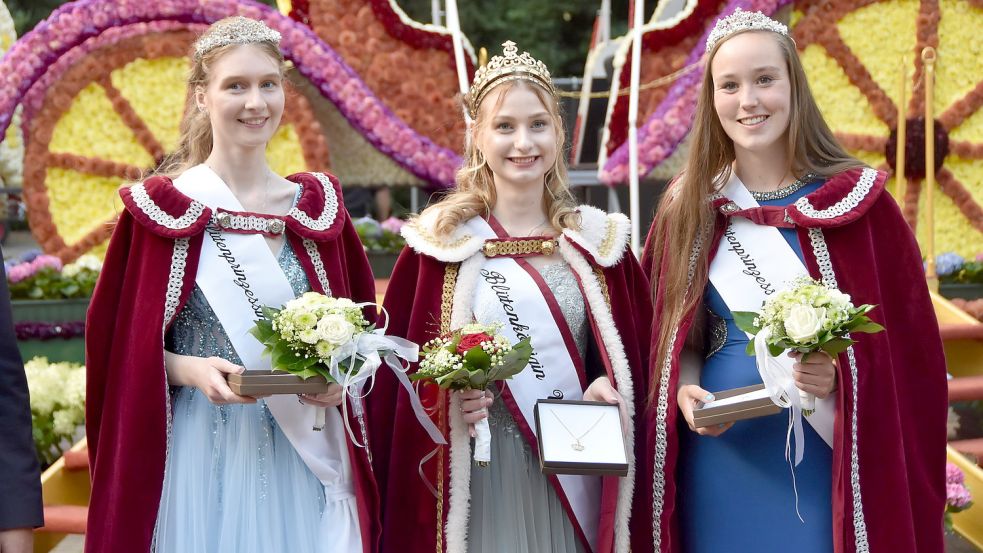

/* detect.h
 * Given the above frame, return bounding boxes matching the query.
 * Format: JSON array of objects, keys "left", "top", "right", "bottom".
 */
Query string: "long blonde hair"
[
  {"left": 647, "top": 29, "right": 865, "bottom": 400},
  {"left": 425, "top": 79, "right": 579, "bottom": 236},
  {"left": 156, "top": 18, "right": 286, "bottom": 177}
]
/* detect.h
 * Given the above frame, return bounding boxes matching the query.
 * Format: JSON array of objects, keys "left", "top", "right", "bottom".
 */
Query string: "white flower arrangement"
[
  {"left": 254, "top": 292, "right": 368, "bottom": 374},
  {"left": 24, "top": 356, "right": 85, "bottom": 466},
  {"left": 733, "top": 276, "right": 884, "bottom": 413}
]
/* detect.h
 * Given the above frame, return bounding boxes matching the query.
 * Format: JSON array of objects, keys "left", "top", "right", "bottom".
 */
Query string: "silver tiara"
[
  {"left": 706, "top": 8, "right": 788, "bottom": 53},
  {"left": 193, "top": 16, "right": 282, "bottom": 59}
]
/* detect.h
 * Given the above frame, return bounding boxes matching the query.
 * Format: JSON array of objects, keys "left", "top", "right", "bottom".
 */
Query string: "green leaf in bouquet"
[
  {"left": 493, "top": 338, "right": 533, "bottom": 380},
  {"left": 271, "top": 340, "right": 300, "bottom": 368},
  {"left": 731, "top": 311, "right": 762, "bottom": 334},
  {"left": 284, "top": 366, "right": 324, "bottom": 380},
  {"left": 436, "top": 367, "right": 470, "bottom": 388},
  {"left": 468, "top": 369, "right": 489, "bottom": 389},
  {"left": 463, "top": 346, "right": 492, "bottom": 371},
  {"left": 250, "top": 319, "right": 275, "bottom": 343},
  {"left": 744, "top": 341, "right": 756, "bottom": 356},
  {"left": 767, "top": 343, "right": 786, "bottom": 357},
  {"left": 261, "top": 306, "right": 281, "bottom": 319},
  {"left": 819, "top": 337, "right": 855, "bottom": 355},
  {"left": 850, "top": 320, "right": 885, "bottom": 334}
]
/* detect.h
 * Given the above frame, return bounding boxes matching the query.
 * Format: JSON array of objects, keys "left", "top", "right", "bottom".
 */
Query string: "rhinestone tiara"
[
  {"left": 467, "top": 41, "right": 555, "bottom": 118},
  {"left": 193, "top": 16, "right": 282, "bottom": 60},
  {"left": 705, "top": 8, "right": 788, "bottom": 53}
]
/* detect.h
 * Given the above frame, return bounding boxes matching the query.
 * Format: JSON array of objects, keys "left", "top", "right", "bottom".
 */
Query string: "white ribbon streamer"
[{"left": 313, "top": 304, "right": 447, "bottom": 447}]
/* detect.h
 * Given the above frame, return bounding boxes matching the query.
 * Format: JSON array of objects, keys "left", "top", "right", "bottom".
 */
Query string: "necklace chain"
[
  {"left": 748, "top": 174, "right": 815, "bottom": 201},
  {"left": 549, "top": 409, "right": 607, "bottom": 451}
]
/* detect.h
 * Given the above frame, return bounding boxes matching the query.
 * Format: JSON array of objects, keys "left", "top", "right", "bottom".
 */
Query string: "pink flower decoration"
[
  {"left": 32, "top": 255, "right": 63, "bottom": 272},
  {"left": 381, "top": 217, "right": 404, "bottom": 234},
  {"left": 947, "top": 482, "right": 973, "bottom": 509},
  {"left": 947, "top": 462, "right": 966, "bottom": 485},
  {"left": 7, "top": 263, "right": 32, "bottom": 283}
]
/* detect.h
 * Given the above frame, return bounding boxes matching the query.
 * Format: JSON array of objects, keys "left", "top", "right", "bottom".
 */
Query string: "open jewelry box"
[
  {"left": 534, "top": 399, "right": 629, "bottom": 476},
  {"left": 227, "top": 370, "right": 332, "bottom": 396},
  {"left": 691, "top": 383, "right": 782, "bottom": 428}
]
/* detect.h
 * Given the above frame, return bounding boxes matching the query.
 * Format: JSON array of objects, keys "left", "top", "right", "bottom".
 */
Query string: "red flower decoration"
[{"left": 457, "top": 332, "right": 493, "bottom": 354}]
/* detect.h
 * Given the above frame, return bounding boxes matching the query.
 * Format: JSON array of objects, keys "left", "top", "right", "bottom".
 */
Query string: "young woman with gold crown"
[
  {"left": 635, "top": 9, "right": 946, "bottom": 553},
  {"left": 368, "top": 42, "right": 651, "bottom": 553},
  {"left": 84, "top": 17, "right": 379, "bottom": 553}
]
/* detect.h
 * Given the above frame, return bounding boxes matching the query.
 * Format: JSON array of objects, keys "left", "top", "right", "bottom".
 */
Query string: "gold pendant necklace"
[{"left": 550, "top": 409, "right": 607, "bottom": 451}]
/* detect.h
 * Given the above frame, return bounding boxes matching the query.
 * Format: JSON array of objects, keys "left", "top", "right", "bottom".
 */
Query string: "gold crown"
[
  {"left": 467, "top": 41, "right": 555, "bottom": 118},
  {"left": 194, "top": 16, "right": 282, "bottom": 60}
]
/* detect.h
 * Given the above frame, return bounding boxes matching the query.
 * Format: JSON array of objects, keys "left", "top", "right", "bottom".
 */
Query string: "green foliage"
[
  {"left": 411, "top": 336, "right": 532, "bottom": 390},
  {"left": 250, "top": 313, "right": 337, "bottom": 381},
  {"left": 8, "top": 266, "right": 98, "bottom": 300},
  {"left": 399, "top": 0, "right": 629, "bottom": 77},
  {"left": 942, "top": 261, "right": 983, "bottom": 285}
]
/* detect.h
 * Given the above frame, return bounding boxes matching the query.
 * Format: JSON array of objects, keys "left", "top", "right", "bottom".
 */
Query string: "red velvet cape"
[
  {"left": 634, "top": 169, "right": 947, "bottom": 553},
  {"left": 84, "top": 172, "right": 380, "bottom": 552},
  {"left": 367, "top": 220, "right": 652, "bottom": 553}
]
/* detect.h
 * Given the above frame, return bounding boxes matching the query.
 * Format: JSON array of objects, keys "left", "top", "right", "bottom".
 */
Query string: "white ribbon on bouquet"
[{"left": 320, "top": 304, "right": 446, "bottom": 446}]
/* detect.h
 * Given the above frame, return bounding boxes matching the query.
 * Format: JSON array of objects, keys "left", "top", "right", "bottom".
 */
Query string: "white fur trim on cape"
[
  {"left": 558, "top": 239, "right": 636, "bottom": 553},
  {"left": 440, "top": 244, "right": 635, "bottom": 552},
  {"left": 401, "top": 208, "right": 485, "bottom": 262},
  {"left": 563, "top": 206, "right": 631, "bottom": 267},
  {"left": 404, "top": 206, "right": 632, "bottom": 266}
]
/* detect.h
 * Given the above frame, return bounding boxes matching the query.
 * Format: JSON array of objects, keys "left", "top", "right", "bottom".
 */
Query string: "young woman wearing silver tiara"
[
  {"left": 636, "top": 9, "right": 946, "bottom": 553},
  {"left": 369, "top": 42, "right": 650, "bottom": 553},
  {"left": 85, "top": 17, "right": 379, "bottom": 552}
]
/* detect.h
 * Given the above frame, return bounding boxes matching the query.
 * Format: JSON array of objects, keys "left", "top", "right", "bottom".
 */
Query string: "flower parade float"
[
  {"left": 600, "top": 0, "right": 983, "bottom": 259},
  {"left": 0, "top": 0, "right": 463, "bottom": 262},
  {"left": 598, "top": 0, "right": 983, "bottom": 545}
]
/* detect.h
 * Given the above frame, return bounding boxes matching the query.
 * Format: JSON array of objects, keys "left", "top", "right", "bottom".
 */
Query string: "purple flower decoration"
[
  {"left": 936, "top": 252, "right": 965, "bottom": 277},
  {"left": 0, "top": 0, "right": 460, "bottom": 188},
  {"left": 600, "top": 0, "right": 792, "bottom": 185}
]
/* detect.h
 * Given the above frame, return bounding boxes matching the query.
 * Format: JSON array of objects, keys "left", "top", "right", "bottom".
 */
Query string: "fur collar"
[
  {"left": 402, "top": 204, "right": 632, "bottom": 267},
  {"left": 121, "top": 171, "right": 347, "bottom": 240}
]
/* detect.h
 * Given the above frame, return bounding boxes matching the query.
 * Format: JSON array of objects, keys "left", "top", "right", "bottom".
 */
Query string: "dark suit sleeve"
[{"left": 0, "top": 246, "right": 44, "bottom": 529}]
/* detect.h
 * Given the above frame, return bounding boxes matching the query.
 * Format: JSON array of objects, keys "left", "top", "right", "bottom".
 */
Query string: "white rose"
[
  {"left": 785, "top": 305, "right": 826, "bottom": 343},
  {"left": 316, "top": 314, "right": 356, "bottom": 345}
]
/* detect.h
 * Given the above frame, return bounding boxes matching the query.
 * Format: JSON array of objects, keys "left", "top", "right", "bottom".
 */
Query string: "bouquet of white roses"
[
  {"left": 411, "top": 323, "right": 532, "bottom": 465},
  {"left": 733, "top": 276, "right": 884, "bottom": 414},
  {"left": 251, "top": 293, "right": 372, "bottom": 381},
  {"left": 251, "top": 292, "right": 440, "bottom": 440}
]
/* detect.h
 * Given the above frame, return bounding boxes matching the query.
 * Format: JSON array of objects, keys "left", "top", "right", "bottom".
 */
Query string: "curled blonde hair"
[
  {"left": 425, "top": 79, "right": 579, "bottom": 237},
  {"left": 155, "top": 17, "right": 287, "bottom": 177}
]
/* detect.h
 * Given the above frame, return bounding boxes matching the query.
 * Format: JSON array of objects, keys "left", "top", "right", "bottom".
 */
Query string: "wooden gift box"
[
  {"left": 692, "top": 383, "right": 781, "bottom": 428},
  {"left": 534, "top": 399, "right": 629, "bottom": 477},
  {"left": 227, "top": 370, "right": 331, "bottom": 396}
]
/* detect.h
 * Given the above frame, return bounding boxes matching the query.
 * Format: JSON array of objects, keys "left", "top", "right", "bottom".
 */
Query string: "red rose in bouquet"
[{"left": 457, "top": 332, "right": 493, "bottom": 354}]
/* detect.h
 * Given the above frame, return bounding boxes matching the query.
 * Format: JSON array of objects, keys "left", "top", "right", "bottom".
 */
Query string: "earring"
[{"left": 197, "top": 105, "right": 208, "bottom": 115}]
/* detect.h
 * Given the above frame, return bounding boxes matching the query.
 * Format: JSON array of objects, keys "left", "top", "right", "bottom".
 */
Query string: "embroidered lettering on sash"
[
  {"left": 722, "top": 225, "right": 777, "bottom": 295},
  {"left": 480, "top": 269, "right": 546, "bottom": 380},
  {"left": 206, "top": 226, "right": 264, "bottom": 319}
]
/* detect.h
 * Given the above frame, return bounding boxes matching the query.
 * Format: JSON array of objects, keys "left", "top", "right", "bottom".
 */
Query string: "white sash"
[
  {"left": 174, "top": 164, "right": 361, "bottom": 552},
  {"left": 468, "top": 217, "right": 601, "bottom": 552},
  {"left": 707, "top": 173, "right": 835, "bottom": 449}
]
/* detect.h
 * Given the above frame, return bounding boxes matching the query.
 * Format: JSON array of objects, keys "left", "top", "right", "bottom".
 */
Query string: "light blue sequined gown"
[
  {"left": 153, "top": 242, "right": 343, "bottom": 553},
  {"left": 677, "top": 180, "right": 833, "bottom": 553},
  {"left": 468, "top": 263, "right": 591, "bottom": 553}
]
